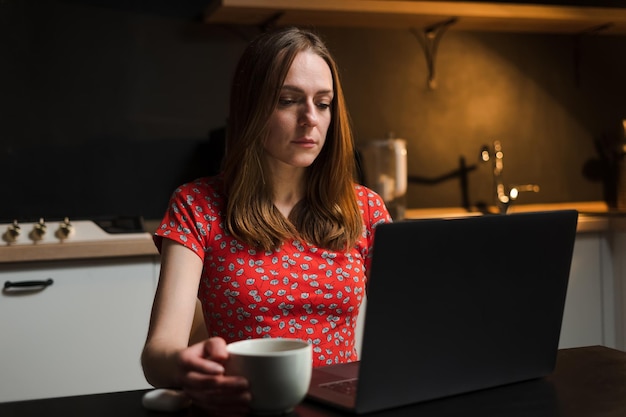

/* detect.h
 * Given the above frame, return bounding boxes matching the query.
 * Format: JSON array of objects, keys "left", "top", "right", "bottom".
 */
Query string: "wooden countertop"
[
  {"left": 0, "top": 235, "right": 159, "bottom": 265},
  {"left": 2, "top": 202, "right": 624, "bottom": 264},
  {"left": 405, "top": 201, "right": 626, "bottom": 233}
]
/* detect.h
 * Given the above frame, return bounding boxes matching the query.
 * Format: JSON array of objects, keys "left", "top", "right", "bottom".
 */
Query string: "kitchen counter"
[
  {"left": 0, "top": 236, "right": 159, "bottom": 264},
  {"left": 2, "top": 202, "right": 622, "bottom": 264},
  {"left": 405, "top": 201, "right": 626, "bottom": 233}
]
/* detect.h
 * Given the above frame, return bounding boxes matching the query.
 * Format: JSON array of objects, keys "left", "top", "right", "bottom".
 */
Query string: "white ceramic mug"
[{"left": 225, "top": 338, "right": 312, "bottom": 415}]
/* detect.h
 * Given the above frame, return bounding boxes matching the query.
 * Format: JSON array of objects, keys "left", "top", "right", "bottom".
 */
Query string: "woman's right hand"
[{"left": 177, "top": 337, "right": 251, "bottom": 416}]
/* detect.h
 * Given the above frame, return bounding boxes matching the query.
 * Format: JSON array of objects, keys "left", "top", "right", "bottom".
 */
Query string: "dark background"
[{"left": 2, "top": 0, "right": 626, "bottom": 222}]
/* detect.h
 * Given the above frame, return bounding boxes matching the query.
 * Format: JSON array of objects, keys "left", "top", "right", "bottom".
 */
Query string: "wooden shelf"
[{"left": 204, "top": 0, "right": 626, "bottom": 35}]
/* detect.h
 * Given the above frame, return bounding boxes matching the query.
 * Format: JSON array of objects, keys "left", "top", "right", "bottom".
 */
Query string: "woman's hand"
[{"left": 177, "top": 337, "right": 251, "bottom": 416}]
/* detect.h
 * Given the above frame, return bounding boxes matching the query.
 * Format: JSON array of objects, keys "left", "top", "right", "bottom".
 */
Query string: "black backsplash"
[{"left": 0, "top": 132, "right": 225, "bottom": 223}]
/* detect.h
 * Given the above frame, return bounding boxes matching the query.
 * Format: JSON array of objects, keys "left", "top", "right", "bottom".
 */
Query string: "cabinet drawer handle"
[{"left": 3, "top": 278, "right": 54, "bottom": 290}]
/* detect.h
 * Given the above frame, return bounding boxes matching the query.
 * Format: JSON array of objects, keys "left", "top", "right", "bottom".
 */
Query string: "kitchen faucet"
[{"left": 480, "top": 140, "right": 540, "bottom": 214}]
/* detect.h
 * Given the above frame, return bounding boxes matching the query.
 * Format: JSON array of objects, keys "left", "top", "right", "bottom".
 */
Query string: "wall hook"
[{"left": 410, "top": 18, "right": 457, "bottom": 90}]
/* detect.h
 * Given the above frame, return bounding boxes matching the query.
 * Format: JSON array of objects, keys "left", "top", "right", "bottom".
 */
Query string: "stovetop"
[{"left": 0, "top": 216, "right": 150, "bottom": 246}]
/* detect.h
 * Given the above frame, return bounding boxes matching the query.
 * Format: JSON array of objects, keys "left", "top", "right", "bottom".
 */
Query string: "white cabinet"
[
  {"left": 559, "top": 233, "right": 605, "bottom": 348},
  {"left": 0, "top": 257, "right": 158, "bottom": 403},
  {"left": 611, "top": 231, "right": 626, "bottom": 350},
  {"left": 559, "top": 231, "right": 623, "bottom": 350}
]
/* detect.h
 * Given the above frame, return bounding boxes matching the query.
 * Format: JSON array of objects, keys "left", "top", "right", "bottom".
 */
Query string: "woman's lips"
[{"left": 292, "top": 138, "right": 316, "bottom": 147}]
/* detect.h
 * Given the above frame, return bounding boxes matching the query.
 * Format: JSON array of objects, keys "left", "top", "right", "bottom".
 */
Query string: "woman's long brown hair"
[{"left": 221, "top": 27, "right": 362, "bottom": 252}]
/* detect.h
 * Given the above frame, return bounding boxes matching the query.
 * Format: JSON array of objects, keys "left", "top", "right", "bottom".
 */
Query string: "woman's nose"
[{"left": 299, "top": 102, "right": 318, "bottom": 126}]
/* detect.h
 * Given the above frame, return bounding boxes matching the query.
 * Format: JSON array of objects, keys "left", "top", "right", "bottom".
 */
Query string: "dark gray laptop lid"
[{"left": 352, "top": 210, "right": 578, "bottom": 413}]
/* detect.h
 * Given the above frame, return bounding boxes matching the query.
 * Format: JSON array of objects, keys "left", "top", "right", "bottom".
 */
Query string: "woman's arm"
[
  {"left": 141, "top": 238, "right": 204, "bottom": 387},
  {"left": 141, "top": 239, "right": 251, "bottom": 414},
  {"left": 189, "top": 299, "right": 209, "bottom": 346}
]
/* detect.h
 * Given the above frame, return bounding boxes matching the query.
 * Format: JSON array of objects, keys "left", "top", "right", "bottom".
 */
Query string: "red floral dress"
[{"left": 154, "top": 176, "right": 391, "bottom": 367}]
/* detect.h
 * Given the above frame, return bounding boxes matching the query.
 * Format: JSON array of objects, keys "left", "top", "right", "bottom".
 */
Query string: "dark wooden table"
[{"left": 2, "top": 346, "right": 625, "bottom": 417}]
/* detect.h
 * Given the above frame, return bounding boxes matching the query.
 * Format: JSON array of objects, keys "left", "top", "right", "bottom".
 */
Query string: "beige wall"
[{"left": 319, "top": 27, "right": 625, "bottom": 209}]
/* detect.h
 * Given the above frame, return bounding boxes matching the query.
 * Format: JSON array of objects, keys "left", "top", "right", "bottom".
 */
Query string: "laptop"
[{"left": 306, "top": 210, "right": 578, "bottom": 414}]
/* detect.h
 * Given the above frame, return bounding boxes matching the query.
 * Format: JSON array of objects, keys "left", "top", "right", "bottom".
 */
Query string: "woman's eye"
[{"left": 278, "top": 97, "right": 331, "bottom": 110}]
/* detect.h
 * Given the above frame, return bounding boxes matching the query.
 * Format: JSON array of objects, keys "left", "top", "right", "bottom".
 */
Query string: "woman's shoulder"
[
  {"left": 173, "top": 175, "right": 225, "bottom": 198},
  {"left": 353, "top": 183, "right": 391, "bottom": 224},
  {"left": 353, "top": 183, "right": 384, "bottom": 204},
  {"left": 166, "top": 176, "right": 227, "bottom": 217}
]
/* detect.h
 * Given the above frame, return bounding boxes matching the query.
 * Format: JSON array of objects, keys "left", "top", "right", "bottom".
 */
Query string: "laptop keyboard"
[{"left": 319, "top": 378, "right": 358, "bottom": 396}]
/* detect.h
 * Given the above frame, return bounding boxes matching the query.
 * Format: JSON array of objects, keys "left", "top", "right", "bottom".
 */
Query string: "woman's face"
[{"left": 264, "top": 50, "right": 334, "bottom": 172}]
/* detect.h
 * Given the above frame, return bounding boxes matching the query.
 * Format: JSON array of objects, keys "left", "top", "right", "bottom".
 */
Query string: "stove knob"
[
  {"left": 2, "top": 220, "right": 21, "bottom": 244},
  {"left": 29, "top": 218, "right": 47, "bottom": 242},
  {"left": 55, "top": 217, "right": 74, "bottom": 240}
]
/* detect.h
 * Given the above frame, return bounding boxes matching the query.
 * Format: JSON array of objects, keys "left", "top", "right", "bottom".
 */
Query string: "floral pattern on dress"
[{"left": 155, "top": 176, "right": 391, "bottom": 367}]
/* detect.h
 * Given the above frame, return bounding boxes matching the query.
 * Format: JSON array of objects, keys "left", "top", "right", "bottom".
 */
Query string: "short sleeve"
[{"left": 153, "top": 177, "right": 224, "bottom": 260}]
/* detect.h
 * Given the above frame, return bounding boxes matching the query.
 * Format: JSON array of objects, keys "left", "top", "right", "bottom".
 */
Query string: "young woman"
[{"left": 141, "top": 27, "right": 391, "bottom": 414}]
